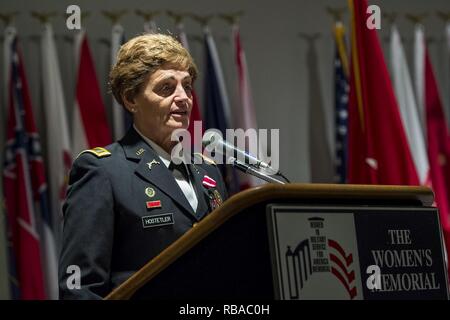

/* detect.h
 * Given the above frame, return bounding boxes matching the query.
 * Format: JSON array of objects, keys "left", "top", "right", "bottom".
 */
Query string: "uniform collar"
[
  {"left": 120, "top": 126, "right": 150, "bottom": 161},
  {"left": 133, "top": 124, "right": 171, "bottom": 168},
  {"left": 120, "top": 126, "right": 200, "bottom": 220},
  {"left": 120, "top": 126, "right": 215, "bottom": 220}
]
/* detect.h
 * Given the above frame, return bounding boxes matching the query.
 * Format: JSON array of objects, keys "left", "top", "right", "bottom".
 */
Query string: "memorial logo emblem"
[
  {"left": 285, "top": 217, "right": 357, "bottom": 299},
  {"left": 269, "top": 210, "right": 363, "bottom": 300}
]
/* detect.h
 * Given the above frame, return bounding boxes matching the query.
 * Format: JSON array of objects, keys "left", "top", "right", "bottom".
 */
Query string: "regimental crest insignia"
[
  {"left": 145, "top": 187, "right": 155, "bottom": 198},
  {"left": 147, "top": 159, "right": 160, "bottom": 170}
]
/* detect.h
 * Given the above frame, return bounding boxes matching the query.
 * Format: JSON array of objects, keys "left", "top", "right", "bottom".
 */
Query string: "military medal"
[
  {"left": 207, "top": 189, "right": 223, "bottom": 211},
  {"left": 202, "top": 175, "right": 217, "bottom": 188},
  {"left": 212, "top": 190, "right": 223, "bottom": 206}
]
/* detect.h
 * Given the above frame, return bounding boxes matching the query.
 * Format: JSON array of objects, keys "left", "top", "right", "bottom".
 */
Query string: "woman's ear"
[{"left": 122, "top": 93, "right": 137, "bottom": 113}]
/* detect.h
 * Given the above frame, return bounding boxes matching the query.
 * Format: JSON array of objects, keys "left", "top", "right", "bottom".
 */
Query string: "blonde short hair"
[{"left": 109, "top": 33, "right": 198, "bottom": 107}]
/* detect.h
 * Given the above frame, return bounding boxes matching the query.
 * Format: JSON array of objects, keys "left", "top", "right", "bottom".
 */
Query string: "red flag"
[
  {"left": 233, "top": 24, "right": 265, "bottom": 189},
  {"left": 72, "top": 32, "right": 111, "bottom": 156},
  {"left": 187, "top": 90, "right": 202, "bottom": 140},
  {"left": 3, "top": 37, "right": 47, "bottom": 299},
  {"left": 425, "top": 50, "right": 450, "bottom": 254},
  {"left": 347, "top": 0, "right": 419, "bottom": 185}
]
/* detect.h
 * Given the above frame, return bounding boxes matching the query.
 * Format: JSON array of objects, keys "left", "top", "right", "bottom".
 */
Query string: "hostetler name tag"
[{"left": 142, "top": 213, "right": 174, "bottom": 228}]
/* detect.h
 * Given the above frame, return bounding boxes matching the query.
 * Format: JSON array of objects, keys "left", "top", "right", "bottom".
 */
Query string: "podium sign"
[{"left": 267, "top": 205, "right": 449, "bottom": 300}]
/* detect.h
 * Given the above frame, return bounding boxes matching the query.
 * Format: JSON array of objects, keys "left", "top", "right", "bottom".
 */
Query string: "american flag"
[
  {"left": 333, "top": 23, "right": 349, "bottom": 184},
  {"left": 3, "top": 37, "right": 52, "bottom": 299}
]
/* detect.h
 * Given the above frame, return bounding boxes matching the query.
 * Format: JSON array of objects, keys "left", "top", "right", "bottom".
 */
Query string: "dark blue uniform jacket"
[{"left": 58, "top": 127, "right": 228, "bottom": 299}]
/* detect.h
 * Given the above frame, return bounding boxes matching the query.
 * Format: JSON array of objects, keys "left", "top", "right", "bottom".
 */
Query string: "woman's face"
[{"left": 131, "top": 65, "right": 193, "bottom": 144}]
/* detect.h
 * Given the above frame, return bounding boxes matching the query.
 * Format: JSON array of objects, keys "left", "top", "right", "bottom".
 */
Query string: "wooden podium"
[{"left": 105, "top": 184, "right": 449, "bottom": 300}]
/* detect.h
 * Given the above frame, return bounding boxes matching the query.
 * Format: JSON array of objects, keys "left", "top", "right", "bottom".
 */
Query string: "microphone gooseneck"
[{"left": 201, "top": 131, "right": 289, "bottom": 184}]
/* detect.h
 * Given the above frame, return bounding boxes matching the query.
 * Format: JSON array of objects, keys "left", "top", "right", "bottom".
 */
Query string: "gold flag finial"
[
  {"left": 437, "top": 11, "right": 450, "bottom": 22},
  {"left": 326, "top": 7, "right": 347, "bottom": 22},
  {"left": 102, "top": 10, "right": 127, "bottom": 24},
  {"left": 135, "top": 9, "right": 160, "bottom": 22},
  {"left": 81, "top": 11, "right": 90, "bottom": 20},
  {"left": 298, "top": 32, "right": 321, "bottom": 44},
  {"left": 166, "top": 11, "right": 186, "bottom": 24},
  {"left": 188, "top": 14, "right": 214, "bottom": 27},
  {"left": 405, "top": 13, "right": 428, "bottom": 24},
  {"left": 218, "top": 11, "right": 244, "bottom": 25},
  {"left": 62, "top": 10, "right": 89, "bottom": 20},
  {"left": 31, "top": 11, "right": 58, "bottom": 24},
  {"left": 383, "top": 11, "right": 398, "bottom": 25},
  {"left": 0, "top": 12, "right": 19, "bottom": 26}
]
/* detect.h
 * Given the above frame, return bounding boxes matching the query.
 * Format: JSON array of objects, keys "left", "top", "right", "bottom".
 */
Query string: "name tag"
[{"left": 142, "top": 213, "right": 174, "bottom": 228}]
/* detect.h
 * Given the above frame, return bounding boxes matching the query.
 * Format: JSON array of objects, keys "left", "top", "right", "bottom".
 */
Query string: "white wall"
[{"left": 1, "top": 0, "right": 450, "bottom": 184}]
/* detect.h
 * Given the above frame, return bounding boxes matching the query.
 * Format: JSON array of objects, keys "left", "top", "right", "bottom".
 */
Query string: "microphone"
[
  {"left": 201, "top": 130, "right": 274, "bottom": 171},
  {"left": 230, "top": 157, "right": 286, "bottom": 184},
  {"left": 202, "top": 131, "right": 290, "bottom": 184}
]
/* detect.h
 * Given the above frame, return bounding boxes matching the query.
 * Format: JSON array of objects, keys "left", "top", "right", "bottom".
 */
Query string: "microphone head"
[{"left": 202, "top": 130, "right": 223, "bottom": 147}]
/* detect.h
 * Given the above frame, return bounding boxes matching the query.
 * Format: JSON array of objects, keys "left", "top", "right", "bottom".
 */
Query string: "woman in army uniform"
[{"left": 58, "top": 34, "right": 228, "bottom": 299}]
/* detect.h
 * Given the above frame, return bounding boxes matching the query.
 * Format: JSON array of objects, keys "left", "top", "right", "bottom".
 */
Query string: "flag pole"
[
  {"left": 298, "top": 32, "right": 321, "bottom": 43},
  {"left": 0, "top": 12, "right": 19, "bottom": 26},
  {"left": 326, "top": 7, "right": 349, "bottom": 76},
  {"left": 0, "top": 12, "right": 19, "bottom": 116},
  {"left": 326, "top": 6, "right": 346, "bottom": 23},
  {"left": 30, "top": 11, "right": 58, "bottom": 24},
  {"left": 189, "top": 14, "right": 214, "bottom": 29},
  {"left": 437, "top": 11, "right": 450, "bottom": 22},
  {"left": 437, "top": 11, "right": 450, "bottom": 128},
  {"left": 103, "top": 10, "right": 128, "bottom": 141},
  {"left": 218, "top": 11, "right": 244, "bottom": 26},
  {"left": 102, "top": 9, "right": 127, "bottom": 25},
  {"left": 135, "top": 10, "right": 160, "bottom": 33},
  {"left": 406, "top": 13, "right": 428, "bottom": 25},
  {"left": 167, "top": 10, "right": 186, "bottom": 25},
  {"left": 166, "top": 11, "right": 189, "bottom": 45},
  {"left": 0, "top": 13, "right": 17, "bottom": 300}
]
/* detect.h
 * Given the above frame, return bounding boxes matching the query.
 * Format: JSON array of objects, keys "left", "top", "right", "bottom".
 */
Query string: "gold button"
[{"left": 193, "top": 223, "right": 198, "bottom": 227}]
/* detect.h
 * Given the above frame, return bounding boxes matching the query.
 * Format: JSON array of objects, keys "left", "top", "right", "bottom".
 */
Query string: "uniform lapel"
[
  {"left": 188, "top": 163, "right": 214, "bottom": 219},
  {"left": 120, "top": 128, "right": 197, "bottom": 220}
]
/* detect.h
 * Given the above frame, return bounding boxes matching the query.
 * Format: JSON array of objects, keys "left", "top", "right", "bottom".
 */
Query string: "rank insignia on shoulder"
[
  {"left": 77, "top": 147, "right": 111, "bottom": 159},
  {"left": 194, "top": 153, "right": 216, "bottom": 165}
]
